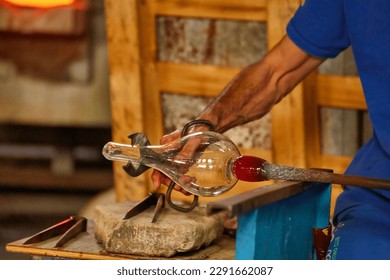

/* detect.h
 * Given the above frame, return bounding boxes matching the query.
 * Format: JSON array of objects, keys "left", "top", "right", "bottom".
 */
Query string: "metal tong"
[
  {"left": 122, "top": 192, "right": 165, "bottom": 223},
  {"left": 122, "top": 120, "right": 215, "bottom": 220},
  {"left": 22, "top": 216, "right": 87, "bottom": 248}
]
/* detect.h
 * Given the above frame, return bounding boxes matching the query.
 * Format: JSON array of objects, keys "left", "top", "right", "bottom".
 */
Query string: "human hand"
[
  {"left": 150, "top": 121, "right": 215, "bottom": 195},
  {"left": 150, "top": 128, "right": 187, "bottom": 193}
]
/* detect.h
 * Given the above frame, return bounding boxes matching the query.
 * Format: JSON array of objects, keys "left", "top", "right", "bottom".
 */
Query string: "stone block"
[{"left": 94, "top": 201, "right": 225, "bottom": 257}]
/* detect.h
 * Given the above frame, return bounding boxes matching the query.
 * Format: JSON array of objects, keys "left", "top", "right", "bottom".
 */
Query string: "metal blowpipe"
[{"left": 233, "top": 155, "right": 390, "bottom": 190}]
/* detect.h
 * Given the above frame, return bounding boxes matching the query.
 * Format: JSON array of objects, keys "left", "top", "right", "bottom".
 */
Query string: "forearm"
[
  {"left": 197, "top": 35, "right": 324, "bottom": 133},
  {"left": 198, "top": 60, "right": 279, "bottom": 133}
]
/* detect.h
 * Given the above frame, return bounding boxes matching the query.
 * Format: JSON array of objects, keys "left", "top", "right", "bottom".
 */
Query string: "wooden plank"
[
  {"left": 104, "top": 0, "right": 144, "bottom": 140},
  {"left": 157, "top": 62, "right": 241, "bottom": 97},
  {"left": 136, "top": 0, "right": 166, "bottom": 198},
  {"left": 302, "top": 73, "right": 322, "bottom": 169},
  {"left": 318, "top": 154, "right": 352, "bottom": 174},
  {"left": 317, "top": 74, "right": 367, "bottom": 110},
  {"left": 6, "top": 221, "right": 235, "bottom": 260},
  {"left": 104, "top": 0, "right": 148, "bottom": 201},
  {"left": 208, "top": 181, "right": 305, "bottom": 217},
  {"left": 318, "top": 154, "right": 352, "bottom": 217},
  {"left": 267, "top": 0, "right": 307, "bottom": 167},
  {"left": 330, "top": 185, "right": 344, "bottom": 218},
  {"left": 152, "top": 0, "right": 267, "bottom": 21},
  {"left": 138, "top": 0, "right": 165, "bottom": 146}
]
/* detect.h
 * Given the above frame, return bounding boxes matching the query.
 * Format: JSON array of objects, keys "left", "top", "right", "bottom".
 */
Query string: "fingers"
[
  {"left": 177, "top": 175, "right": 195, "bottom": 196},
  {"left": 151, "top": 169, "right": 191, "bottom": 195},
  {"left": 151, "top": 123, "right": 213, "bottom": 196},
  {"left": 151, "top": 169, "right": 163, "bottom": 190},
  {"left": 173, "top": 184, "right": 191, "bottom": 196},
  {"left": 160, "top": 129, "right": 181, "bottom": 144},
  {"left": 176, "top": 136, "right": 203, "bottom": 161},
  {"left": 151, "top": 169, "right": 171, "bottom": 190}
]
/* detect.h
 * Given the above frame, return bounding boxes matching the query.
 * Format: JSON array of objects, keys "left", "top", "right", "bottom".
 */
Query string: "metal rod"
[{"left": 264, "top": 163, "right": 390, "bottom": 191}]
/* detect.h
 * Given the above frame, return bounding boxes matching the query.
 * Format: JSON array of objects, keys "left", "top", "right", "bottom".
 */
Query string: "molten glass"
[
  {"left": 232, "top": 155, "right": 268, "bottom": 182},
  {"left": 103, "top": 131, "right": 241, "bottom": 197}
]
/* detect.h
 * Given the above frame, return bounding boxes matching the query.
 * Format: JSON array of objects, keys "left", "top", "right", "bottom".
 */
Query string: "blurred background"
[{"left": 0, "top": 0, "right": 113, "bottom": 259}]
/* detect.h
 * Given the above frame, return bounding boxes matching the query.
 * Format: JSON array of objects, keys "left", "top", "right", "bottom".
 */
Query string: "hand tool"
[
  {"left": 119, "top": 119, "right": 215, "bottom": 213},
  {"left": 23, "top": 216, "right": 87, "bottom": 248},
  {"left": 122, "top": 192, "right": 165, "bottom": 223}
]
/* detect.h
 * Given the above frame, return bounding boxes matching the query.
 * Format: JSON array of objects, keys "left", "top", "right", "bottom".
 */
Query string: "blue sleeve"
[{"left": 286, "top": 0, "right": 350, "bottom": 58}]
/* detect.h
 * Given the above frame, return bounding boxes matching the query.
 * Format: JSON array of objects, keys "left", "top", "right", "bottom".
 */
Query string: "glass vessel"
[{"left": 102, "top": 131, "right": 241, "bottom": 197}]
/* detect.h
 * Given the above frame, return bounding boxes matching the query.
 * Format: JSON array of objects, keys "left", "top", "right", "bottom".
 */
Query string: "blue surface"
[{"left": 235, "top": 182, "right": 331, "bottom": 260}]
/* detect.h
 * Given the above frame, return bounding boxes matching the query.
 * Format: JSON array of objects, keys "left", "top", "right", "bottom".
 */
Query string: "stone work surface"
[{"left": 94, "top": 201, "right": 225, "bottom": 257}]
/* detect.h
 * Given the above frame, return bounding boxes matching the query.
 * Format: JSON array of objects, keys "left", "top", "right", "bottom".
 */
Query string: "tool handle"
[
  {"left": 328, "top": 172, "right": 390, "bottom": 190},
  {"left": 264, "top": 163, "right": 390, "bottom": 191}
]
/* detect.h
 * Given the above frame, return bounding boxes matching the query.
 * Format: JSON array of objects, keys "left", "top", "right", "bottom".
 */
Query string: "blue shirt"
[{"left": 287, "top": 1, "right": 390, "bottom": 201}]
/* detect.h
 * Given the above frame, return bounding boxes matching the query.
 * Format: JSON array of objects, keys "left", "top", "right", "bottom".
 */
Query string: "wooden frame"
[
  {"left": 311, "top": 74, "right": 366, "bottom": 171},
  {"left": 104, "top": 0, "right": 303, "bottom": 202}
]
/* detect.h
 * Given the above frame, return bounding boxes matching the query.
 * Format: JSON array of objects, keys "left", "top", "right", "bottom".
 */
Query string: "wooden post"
[
  {"left": 138, "top": 0, "right": 165, "bottom": 145},
  {"left": 104, "top": 0, "right": 148, "bottom": 201}
]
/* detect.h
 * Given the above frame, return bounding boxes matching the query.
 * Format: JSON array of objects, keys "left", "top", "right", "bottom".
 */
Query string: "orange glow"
[{"left": 3, "top": 0, "right": 75, "bottom": 8}]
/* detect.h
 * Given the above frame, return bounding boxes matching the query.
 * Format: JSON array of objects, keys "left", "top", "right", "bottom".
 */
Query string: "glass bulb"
[{"left": 102, "top": 131, "right": 241, "bottom": 197}]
